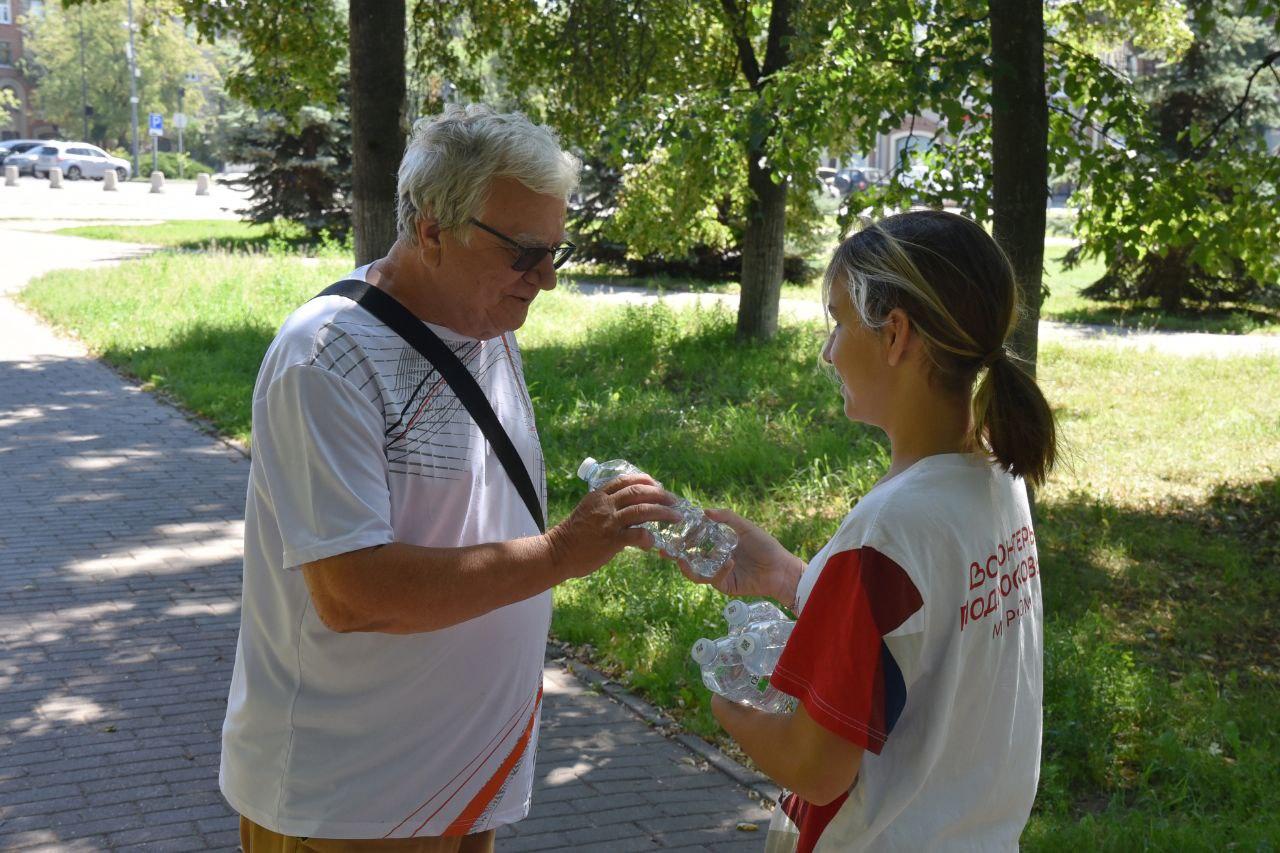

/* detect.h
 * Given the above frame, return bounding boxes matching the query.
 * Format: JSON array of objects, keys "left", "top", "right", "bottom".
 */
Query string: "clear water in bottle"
[
  {"left": 690, "top": 637, "right": 795, "bottom": 713},
  {"left": 736, "top": 619, "right": 795, "bottom": 677},
  {"left": 577, "top": 457, "right": 738, "bottom": 577},
  {"left": 723, "top": 600, "right": 787, "bottom": 634}
]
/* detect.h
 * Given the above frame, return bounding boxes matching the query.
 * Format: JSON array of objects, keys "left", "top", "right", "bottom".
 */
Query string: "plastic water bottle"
[
  {"left": 736, "top": 620, "right": 795, "bottom": 677},
  {"left": 577, "top": 457, "right": 738, "bottom": 577},
  {"left": 690, "top": 637, "right": 795, "bottom": 713},
  {"left": 723, "top": 600, "right": 787, "bottom": 634}
]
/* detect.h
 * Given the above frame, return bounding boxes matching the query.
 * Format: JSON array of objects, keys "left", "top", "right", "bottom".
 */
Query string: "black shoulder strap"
[{"left": 316, "top": 279, "right": 545, "bottom": 533}]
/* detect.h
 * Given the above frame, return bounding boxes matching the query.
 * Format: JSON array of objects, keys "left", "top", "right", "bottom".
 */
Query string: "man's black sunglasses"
[{"left": 468, "top": 218, "right": 576, "bottom": 271}]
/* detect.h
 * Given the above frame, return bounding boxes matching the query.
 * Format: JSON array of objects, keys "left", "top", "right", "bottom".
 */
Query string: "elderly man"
[{"left": 220, "top": 104, "right": 676, "bottom": 851}]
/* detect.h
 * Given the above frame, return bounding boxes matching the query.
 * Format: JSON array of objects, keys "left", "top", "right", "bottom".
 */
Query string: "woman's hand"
[{"left": 672, "top": 508, "right": 804, "bottom": 605}]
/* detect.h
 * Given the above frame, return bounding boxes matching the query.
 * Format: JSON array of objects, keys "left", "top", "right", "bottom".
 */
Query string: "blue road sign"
[{"left": 148, "top": 113, "right": 163, "bottom": 137}]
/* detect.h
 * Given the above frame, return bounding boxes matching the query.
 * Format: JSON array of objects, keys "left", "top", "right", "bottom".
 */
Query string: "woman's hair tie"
[{"left": 980, "top": 347, "right": 1007, "bottom": 370}]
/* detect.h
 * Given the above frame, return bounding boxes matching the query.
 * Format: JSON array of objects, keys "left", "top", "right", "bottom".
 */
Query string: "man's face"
[{"left": 426, "top": 177, "right": 567, "bottom": 340}]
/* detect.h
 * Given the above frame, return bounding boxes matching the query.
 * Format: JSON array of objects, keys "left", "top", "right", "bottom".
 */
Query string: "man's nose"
[{"left": 525, "top": 255, "right": 557, "bottom": 290}]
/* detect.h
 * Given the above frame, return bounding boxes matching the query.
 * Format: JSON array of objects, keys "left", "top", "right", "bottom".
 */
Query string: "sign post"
[
  {"left": 175, "top": 90, "right": 187, "bottom": 180},
  {"left": 148, "top": 112, "right": 163, "bottom": 174}
]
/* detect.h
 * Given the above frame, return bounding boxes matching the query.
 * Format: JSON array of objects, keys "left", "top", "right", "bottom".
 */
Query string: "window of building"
[
  {"left": 0, "top": 2, "right": 11, "bottom": 25},
  {"left": 0, "top": 41, "right": 11, "bottom": 65}
]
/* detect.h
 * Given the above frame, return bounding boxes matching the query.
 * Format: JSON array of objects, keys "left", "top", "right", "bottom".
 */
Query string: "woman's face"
[{"left": 821, "top": 280, "right": 890, "bottom": 426}]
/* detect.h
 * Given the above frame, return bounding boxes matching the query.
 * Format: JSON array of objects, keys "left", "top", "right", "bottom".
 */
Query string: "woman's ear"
[{"left": 883, "top": 308, "right": 913, "bottom": 367}]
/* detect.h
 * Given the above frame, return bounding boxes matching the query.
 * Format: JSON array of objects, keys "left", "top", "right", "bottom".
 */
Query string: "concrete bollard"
[
  {"left": 4, "top": 165, "right": 16, "bottom": 186},
  {"left": 150, "top": 171, "right": 165, "bottom": 194},
  {"left": 49, "top": 168, "right": 63, "bottom": 188},
  {"left": 103, "top": 169, "right": 118, "bottom": 191},
  {"left": 196, "top": 173, "right": 210, "bottom": 196}
]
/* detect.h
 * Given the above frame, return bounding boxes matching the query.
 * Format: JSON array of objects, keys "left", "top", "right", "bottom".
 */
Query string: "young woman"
[{"left": 674, "top": 211, "right": 1056, "bottom": 851}]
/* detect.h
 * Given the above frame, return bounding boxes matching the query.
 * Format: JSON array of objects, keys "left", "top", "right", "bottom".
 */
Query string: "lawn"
[
  {"left": 54, "top": 219, "right": 349, "bottom": 256},
  {"left": 57, "top": 218, "right": 1280, "bottom": 335},
  {"left": 21, "top": 249, "right": 1280, "bottom": 848}
]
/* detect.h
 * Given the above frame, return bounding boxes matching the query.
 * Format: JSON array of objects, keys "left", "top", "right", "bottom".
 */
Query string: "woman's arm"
[{"left": 712, "top": 695, "right": 863, "bottom": 806}]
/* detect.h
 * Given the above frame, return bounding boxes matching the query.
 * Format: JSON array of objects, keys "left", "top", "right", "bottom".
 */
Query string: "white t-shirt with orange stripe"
[{"left": 219, "top": 266, "right": 550, "bottom": 839}]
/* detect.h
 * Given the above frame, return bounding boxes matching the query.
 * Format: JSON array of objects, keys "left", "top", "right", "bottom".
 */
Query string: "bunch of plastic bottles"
[
  {"left": 690, "top": 600, "right": 796, "bottom": 713},
  {"left": 577, "top": 457, "right": 737, "bottom": 578}
]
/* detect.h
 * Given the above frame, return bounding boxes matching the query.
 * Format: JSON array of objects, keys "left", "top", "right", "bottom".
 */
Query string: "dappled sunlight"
[
  {"left": 9, "top": 602, "right": 132, "bottom": 644},
  {"left": 544, "top": 761, "right": 593, "bottom": 786},
  {"left": 37, "top": 695, "right": 107, "bottom": 725},
  {"left": 63, "top": 455, "right": 131, "bottom": 471},
  {"left": 164, "top": 600, "right": 240, "bottom": 618},
  {"left": 69, "top": 522, "right": 243, "bottom": 577},
  {"left": 0, "top": 405, "right": 45, "bottom": 427}
]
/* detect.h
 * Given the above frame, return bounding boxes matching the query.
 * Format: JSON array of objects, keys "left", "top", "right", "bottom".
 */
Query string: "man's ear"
[
  {"left": 883, "top": 308, "right": 913, "bottom": 367},
  {"left": 416, "top": 217, "right": 443, "bottom": 266}
]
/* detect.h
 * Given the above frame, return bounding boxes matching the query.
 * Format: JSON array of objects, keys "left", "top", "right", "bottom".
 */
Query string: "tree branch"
[
  {"left": 1048, "top": 102, "right": 1128, "bottom": 149},
  {"left": 715, "top": 0, "right": 762, "bottom": 88},
  {"left": 761, "top": 0, "right": 794, "bottom": 78},
  {"left": 1190, "top": 48, "right": 1280, "bottom": 157}
]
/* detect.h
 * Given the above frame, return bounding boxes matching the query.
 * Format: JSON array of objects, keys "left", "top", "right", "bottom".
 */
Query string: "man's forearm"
[{"left": 303, "top": 535, "right": 568, "bottom": 634}]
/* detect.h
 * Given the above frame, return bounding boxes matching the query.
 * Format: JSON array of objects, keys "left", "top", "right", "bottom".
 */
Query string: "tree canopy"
[{"left": 24, "top": 0, "right": 219, "bottom": 147}]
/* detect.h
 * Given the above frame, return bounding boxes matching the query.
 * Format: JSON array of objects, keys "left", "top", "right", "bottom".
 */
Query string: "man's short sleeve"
[
  {"left": 771, "top": 547, "right": 923, "bottom": 753},
  {"left": 252, "top": 363, "right": 394, "bottom": 568}
]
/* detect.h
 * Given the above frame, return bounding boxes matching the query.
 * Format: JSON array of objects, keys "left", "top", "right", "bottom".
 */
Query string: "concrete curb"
[{"left": 546, "top": 641, "right": 784, "bottom": 806}]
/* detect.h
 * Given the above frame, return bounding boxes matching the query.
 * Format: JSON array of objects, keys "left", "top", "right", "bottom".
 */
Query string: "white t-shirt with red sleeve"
[
  {"left": 769, "top": 453, "right": 1043, "bottom": 852},
  {"left": 219, "top": 266, "right": 550, "bottom": 839}
]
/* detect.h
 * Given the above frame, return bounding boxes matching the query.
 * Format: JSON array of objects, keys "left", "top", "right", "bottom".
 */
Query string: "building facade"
[{"left": 1, "top": 0, "right": 56, "bottom": 140}]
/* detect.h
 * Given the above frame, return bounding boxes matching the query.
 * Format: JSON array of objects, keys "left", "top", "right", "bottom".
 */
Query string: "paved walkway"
[
  {"left": 0, "top": 232, "right": 774, "bottom": 850},
  {"left": 1, "top": 173, "right": 248, "bottom": 222}
]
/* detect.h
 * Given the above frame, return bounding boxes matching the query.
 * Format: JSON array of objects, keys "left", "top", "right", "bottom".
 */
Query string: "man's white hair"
[{"left": 396, "top": 103, "right": 581, "bottom": 246}]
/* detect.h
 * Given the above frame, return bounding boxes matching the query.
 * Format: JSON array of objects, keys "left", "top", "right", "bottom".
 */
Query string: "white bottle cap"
[
  {"left": 577, "top": 457, "right": 598, "bottom": 481},
  {"left": 737, "top": 633, "right": 760, "bottom": 656},
  {"left": 723, "top": 600, "right": 746, "bottom": 625},
  {"left": 690, "top": 638, "right": 718, "bottom": 666}
]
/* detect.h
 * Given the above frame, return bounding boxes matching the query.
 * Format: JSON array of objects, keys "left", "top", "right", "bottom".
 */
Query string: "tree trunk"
[
  {"left": 990, "top": 0, "right": 1048, "bottom": 378},
  {"left": 737, "top": 148, "right": 789, "bottom": 341},
  {"left": 349, "top": 0, "right": 407, "bottom": 266}
]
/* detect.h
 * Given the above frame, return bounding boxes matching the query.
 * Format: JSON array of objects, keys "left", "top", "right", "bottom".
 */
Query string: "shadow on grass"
[
  {"left": 1039, "top": 479, "right": 1279, "bottom": 675},
  {"left": 1030, "top": 479, "right": 1279, "bottom": 845},
  {"left": 98, "top": 322, "right": 277, "bottom": 442},
  {"left": 1049, "top": 302, "right": 1280, "bottom": 335}
]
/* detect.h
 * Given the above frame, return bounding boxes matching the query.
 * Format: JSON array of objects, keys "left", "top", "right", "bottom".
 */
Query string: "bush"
[{"left": 110, "top": 148, "right": 215, "bottom": 180}]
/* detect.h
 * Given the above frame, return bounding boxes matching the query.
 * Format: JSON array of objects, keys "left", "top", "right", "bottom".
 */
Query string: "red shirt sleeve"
[{"left": 770, "top": 546, "right": 923, "bottom": 754}]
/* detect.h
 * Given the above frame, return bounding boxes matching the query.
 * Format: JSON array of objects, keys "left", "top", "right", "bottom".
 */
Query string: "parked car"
[
  {"left": 833, "top": 167, "right": 885, "bottom": 196},
  {"left": 816, "top": 167, "right": 841, "bottom": 198},
  {"left": 33, "top": 141, "right": 131, "bottom": 181},
  {"left": 1, "top": 140, "right": 49, "bottom": 176}
]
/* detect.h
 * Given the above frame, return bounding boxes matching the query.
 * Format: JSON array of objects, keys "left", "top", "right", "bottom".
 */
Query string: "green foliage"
[
  {"left": 109, "top": 147, "right": 214, "bottom": 179},
  {"left": 413, "top": 1, "right": 865, "bottom": 281},
  {"left": 1067, "top": 8, "right": 1280, "bottom": 311},
  {"left": 170, "top": 0, "right": 347, "bottom": 116},
  {"left": 218, "top": 101, "right": 352, "bottom": 240},
  {"left": 0, "top": 87, "right": 19, "bottom": 131},
  {"left": 25, "top": 0, "right": 220, "bottom": 148}
]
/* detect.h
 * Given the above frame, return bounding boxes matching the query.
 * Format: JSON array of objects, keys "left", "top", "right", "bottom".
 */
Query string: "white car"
[
  {"left": 33, "top": 141, "right": 132, "bottom": 181},
  {"left": 1, "top": 139, "right": 48, "bottom": 176}
]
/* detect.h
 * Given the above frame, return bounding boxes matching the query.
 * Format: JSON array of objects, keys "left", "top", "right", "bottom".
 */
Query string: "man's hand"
[
  {"left": 670, "top": 508, "right": 805, "bottom": 606},
  {"left": 547, "top": 474, "right": 681, "bottom": 579}
]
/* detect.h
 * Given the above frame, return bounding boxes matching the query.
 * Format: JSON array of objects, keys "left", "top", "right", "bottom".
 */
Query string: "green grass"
[
  {"left": 1040, "top": 246, "right": 1280, "bottom": 336},
  {"left": 53, "top": 219, "right": 351, "bottom": 256},
  {"left": 20, "top": 249, "right": 1280, "bottom": 848}
]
